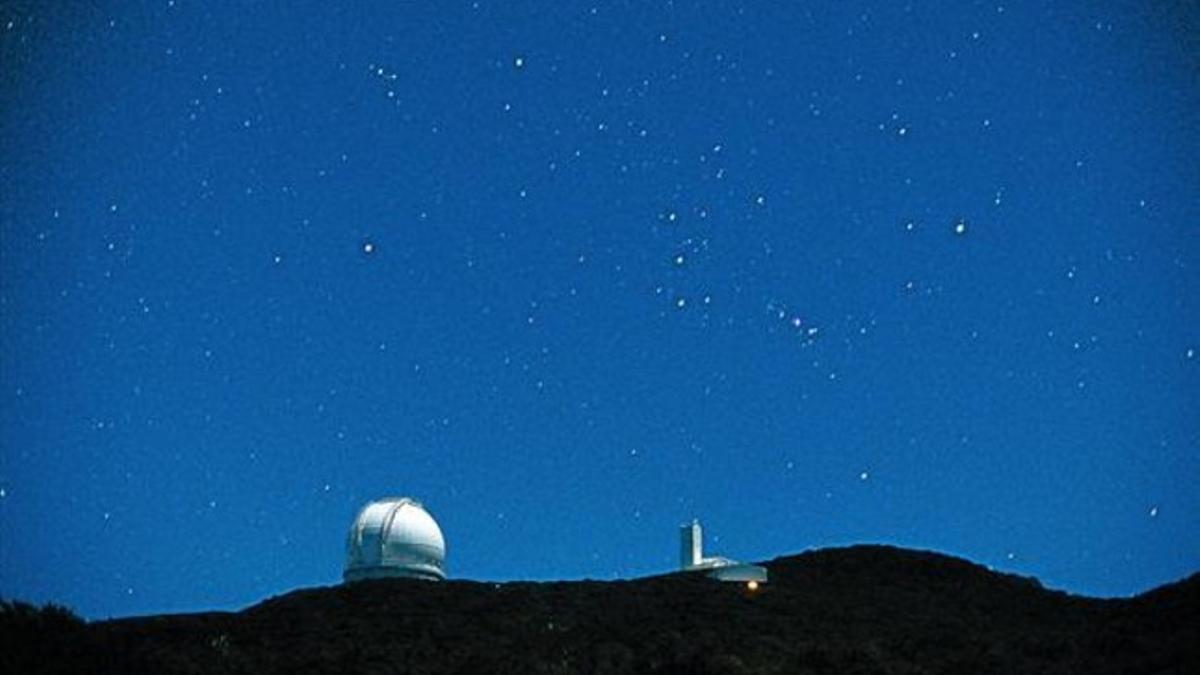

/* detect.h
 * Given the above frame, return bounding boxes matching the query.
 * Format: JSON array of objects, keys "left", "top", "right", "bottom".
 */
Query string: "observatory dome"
[{"left": 344, "top": 497, "right": 446, "bottom": 582}]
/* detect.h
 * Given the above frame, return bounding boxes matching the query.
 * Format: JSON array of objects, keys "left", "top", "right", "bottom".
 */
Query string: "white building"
[
  {"left": 344, "top": 497, "right": 446, "bottom": 582},
  {"left": 679, "top": 519, "right": 768, "bottom": 584}
]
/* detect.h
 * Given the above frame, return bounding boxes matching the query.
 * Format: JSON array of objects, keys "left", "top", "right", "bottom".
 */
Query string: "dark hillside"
[{"left": 3, "top": 545, "right": 1196, "bottom": 674}]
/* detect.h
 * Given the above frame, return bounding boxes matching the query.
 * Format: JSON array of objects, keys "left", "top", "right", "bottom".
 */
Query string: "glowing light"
[{"left": 746, "top": 580, "right": 759, "bottom": 591}]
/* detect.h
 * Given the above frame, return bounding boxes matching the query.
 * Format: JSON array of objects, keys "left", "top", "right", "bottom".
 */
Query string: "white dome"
[{"left": 343, "top": 497, "right": 446, "bottom": 582}]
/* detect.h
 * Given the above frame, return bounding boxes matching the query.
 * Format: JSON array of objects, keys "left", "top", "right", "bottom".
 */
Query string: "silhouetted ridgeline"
[{"left": 3, "top": 545, "right": 1197, "bottom": 674}]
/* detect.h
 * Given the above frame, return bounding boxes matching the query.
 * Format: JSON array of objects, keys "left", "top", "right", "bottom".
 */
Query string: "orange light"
[{"left": 746, "top": 580, "right": 759, "bottom": 591}]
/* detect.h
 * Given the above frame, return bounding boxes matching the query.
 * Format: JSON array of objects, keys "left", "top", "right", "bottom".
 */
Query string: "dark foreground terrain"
[{"left": 3, "top": 545, "right": 1197, "bottom": 674}]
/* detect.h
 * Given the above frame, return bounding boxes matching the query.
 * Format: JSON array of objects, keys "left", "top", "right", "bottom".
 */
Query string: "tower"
[{"left": 680, "top": 519, "right": 702, "bottom": 569}]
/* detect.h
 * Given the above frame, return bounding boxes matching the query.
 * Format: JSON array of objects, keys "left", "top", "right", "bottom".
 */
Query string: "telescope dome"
[{"left": 344, "top": 497, "right": 446, "bottom": 582}]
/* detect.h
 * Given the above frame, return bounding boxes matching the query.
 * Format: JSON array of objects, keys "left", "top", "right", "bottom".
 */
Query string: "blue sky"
[{"left": 1, "top": 1, "right": 1197, "bottom": 619}]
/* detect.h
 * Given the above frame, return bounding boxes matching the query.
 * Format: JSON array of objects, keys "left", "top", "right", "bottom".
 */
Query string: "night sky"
[{"left": 1, "top": 1, "right": 1197, "bottom": 620}]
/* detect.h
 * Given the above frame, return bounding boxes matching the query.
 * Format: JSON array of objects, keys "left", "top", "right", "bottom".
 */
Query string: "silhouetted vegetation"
[
  {"left": 3, "top": 546, "right": 1196, "bottom": 674},
  {"left": 1, "top": 600, "right": 88, "bottom": 675}
]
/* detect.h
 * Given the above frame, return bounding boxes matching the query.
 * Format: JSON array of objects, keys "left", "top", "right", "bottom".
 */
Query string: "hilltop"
[{"left": 3, "top": 545, "right": 1197, "bottom": 674}]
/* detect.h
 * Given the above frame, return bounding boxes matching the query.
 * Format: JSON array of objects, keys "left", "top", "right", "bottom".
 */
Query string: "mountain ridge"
[{"left": 4, "top": 544, "right": 1197, "bottom": 674}]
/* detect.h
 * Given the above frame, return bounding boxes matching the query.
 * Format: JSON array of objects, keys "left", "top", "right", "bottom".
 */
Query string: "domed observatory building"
[{"left": 344, "top": 497, "right": 446, "bottom": 582}]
